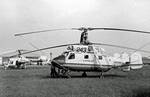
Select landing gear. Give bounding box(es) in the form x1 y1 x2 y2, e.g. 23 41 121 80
21 64 26 69
4 65 7 70
50 64 71 78
61 69 71 78
82 72 87 77
99 72 104 78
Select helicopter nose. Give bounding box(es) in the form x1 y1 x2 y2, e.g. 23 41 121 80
52 55 65 64
51 55 65 69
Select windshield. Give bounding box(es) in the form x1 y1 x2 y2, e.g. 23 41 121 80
62 51 69 57
9 61 13 64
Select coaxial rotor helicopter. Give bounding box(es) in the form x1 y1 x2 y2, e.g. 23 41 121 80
14 27 150 78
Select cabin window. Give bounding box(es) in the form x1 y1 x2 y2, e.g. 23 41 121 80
88 46 93 52
68 53 75 59
99 56 103 60
84 55 89 59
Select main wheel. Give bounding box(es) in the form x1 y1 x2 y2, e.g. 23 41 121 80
82 72 87 77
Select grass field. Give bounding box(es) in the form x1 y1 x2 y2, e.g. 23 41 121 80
0 65 150 97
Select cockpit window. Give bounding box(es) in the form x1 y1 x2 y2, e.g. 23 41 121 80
84 55 89 59
68 53 75 59
9 61 13 64
62 52 69 57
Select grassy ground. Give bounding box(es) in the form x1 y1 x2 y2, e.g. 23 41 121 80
0 65 150 97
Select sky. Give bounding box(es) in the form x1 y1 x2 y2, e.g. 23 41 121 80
1 0 150 57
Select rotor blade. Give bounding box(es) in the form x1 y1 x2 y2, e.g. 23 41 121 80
28 42 45 54
14 28 73 36
9 43 80 57
92 43 150 53
71 27 87 31
88 27 150 34
15 27 150 36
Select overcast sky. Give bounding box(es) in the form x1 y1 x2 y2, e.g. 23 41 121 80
1 0 150 57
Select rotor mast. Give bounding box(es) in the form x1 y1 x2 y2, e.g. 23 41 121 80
80 28 88 45
79 27 91 45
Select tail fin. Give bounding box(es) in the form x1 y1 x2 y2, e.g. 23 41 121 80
121 52 143 72
130 52 143 69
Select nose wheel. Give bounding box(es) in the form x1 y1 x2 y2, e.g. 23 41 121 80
99 71 104 78
82 72 87 77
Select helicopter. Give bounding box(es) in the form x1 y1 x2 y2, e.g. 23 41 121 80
14 27 150 77
3 50 29 69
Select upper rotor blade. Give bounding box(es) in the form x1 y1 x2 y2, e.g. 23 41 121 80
15 28 73 36
92 43 150 53
10 43 80 57
15 27 150 36
88 28 150 34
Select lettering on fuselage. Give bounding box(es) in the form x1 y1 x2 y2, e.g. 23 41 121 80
67 45 94 53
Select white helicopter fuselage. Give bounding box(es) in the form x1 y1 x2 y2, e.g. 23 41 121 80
53 45 119 72
52 45 143 72
64 52 113 72
4 59 17 69
4 56 28 69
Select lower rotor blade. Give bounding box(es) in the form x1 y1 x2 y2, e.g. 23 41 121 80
10 43 80 57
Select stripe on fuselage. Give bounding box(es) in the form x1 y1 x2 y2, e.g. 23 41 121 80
60 62 112 72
